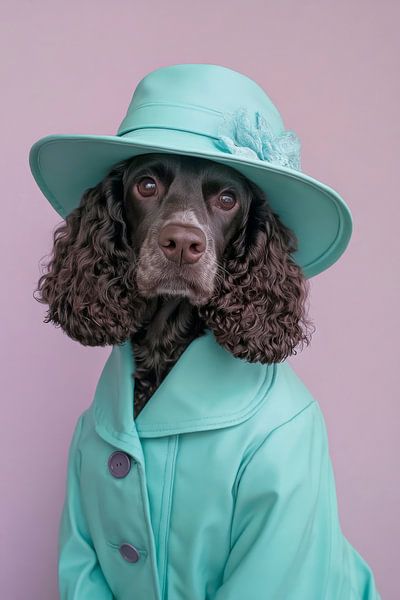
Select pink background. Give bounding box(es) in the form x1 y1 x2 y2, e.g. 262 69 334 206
1 1 398 598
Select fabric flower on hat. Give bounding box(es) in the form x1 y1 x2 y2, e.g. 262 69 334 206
216 106 301 171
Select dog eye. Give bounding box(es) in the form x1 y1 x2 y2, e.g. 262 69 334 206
217 191 237 210
136 176 157 197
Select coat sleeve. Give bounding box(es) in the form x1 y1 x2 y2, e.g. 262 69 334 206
58 411 115 600
214 401 381 600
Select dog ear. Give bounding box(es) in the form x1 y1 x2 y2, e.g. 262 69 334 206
33 160 147 346
199 185 315 363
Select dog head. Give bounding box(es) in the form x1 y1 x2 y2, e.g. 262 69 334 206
34 152 314 363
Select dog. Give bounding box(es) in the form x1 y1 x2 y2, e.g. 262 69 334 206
34 152 314 417
33 152 382 599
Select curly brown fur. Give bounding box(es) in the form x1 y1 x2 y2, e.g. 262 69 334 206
35 160 149 346
130 297 206 416
198 179 315 364
34 153 315 416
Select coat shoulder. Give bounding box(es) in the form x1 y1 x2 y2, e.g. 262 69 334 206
242 359 319 445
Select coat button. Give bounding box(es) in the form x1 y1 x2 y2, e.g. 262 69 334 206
108 451 132 478
119 543 140 563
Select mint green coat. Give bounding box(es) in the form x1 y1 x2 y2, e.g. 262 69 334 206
59 329 381 599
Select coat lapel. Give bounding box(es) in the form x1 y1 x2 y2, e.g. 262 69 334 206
92 328 275 448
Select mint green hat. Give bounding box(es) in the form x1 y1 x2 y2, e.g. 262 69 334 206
29 63 352 279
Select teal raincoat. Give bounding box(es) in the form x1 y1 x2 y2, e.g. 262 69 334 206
58 328 381 599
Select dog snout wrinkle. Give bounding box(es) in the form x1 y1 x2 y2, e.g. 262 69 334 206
158 224 206 265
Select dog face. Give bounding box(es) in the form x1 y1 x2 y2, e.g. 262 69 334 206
122 153 252 305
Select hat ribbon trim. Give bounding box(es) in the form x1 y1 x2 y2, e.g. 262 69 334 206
118 103 301 171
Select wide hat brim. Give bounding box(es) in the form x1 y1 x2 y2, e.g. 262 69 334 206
29 126 353 279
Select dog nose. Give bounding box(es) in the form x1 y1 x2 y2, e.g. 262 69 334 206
158 224 206 265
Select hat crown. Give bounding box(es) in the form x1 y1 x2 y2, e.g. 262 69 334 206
117 63 285 139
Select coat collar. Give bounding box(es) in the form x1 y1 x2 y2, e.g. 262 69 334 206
92 328 275 454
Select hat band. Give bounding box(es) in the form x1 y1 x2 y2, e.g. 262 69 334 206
117 102 223 140
117 102 302 171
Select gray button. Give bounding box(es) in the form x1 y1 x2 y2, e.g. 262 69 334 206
119 543 140 563
108 451 131 478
